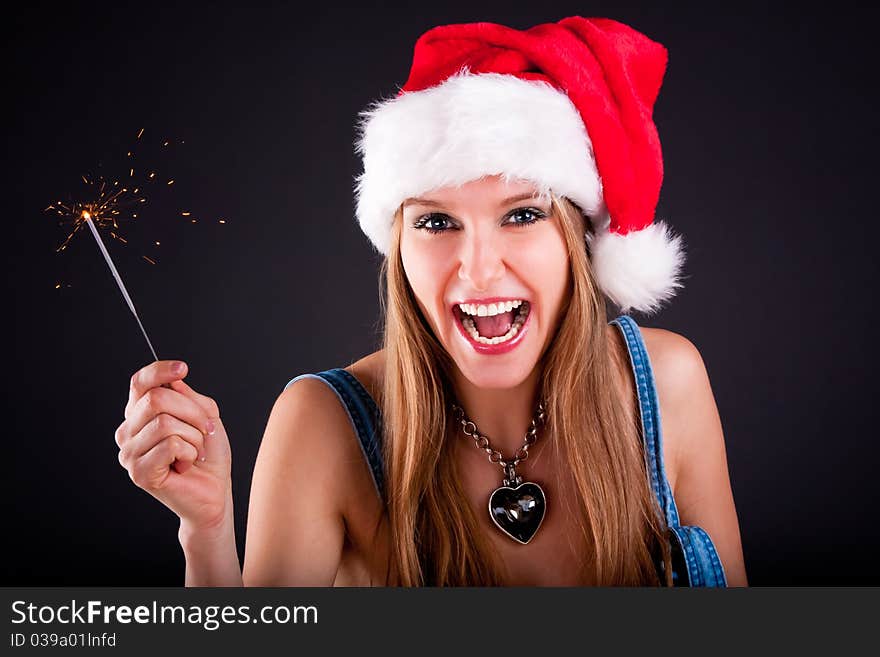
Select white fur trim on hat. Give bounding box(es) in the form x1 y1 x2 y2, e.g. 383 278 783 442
355 72 603 255
587 221 685 314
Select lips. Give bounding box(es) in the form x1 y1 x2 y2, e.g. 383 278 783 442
451 301 533 355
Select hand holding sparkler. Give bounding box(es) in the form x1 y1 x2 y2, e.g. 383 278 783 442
52 129 240 583
116 360 235 538
65 144 234 527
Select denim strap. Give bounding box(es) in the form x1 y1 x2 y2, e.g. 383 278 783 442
610 315 681 528
284 369 385 501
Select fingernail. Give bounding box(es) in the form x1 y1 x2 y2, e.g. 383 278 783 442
206 420 215 435
172 361 185 374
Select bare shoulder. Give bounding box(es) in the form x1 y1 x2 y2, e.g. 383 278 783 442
638 326 748 586
640 327 707 395
243 363 382 586
638 327 711 482
268 364 384 503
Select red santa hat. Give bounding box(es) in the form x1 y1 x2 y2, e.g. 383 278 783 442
354 17 685 314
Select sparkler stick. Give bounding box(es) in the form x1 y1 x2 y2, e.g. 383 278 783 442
82 211 160 362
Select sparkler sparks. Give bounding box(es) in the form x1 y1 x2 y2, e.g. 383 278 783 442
46 127 229 285
45 128 172 261
45 176 144 255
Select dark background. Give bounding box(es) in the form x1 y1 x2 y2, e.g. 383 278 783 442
4 1 878 586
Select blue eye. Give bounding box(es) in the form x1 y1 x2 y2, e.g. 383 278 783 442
506 207 547 227
413 213 456 234
412 207 548 235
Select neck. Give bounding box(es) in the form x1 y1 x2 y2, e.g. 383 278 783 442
448 364 544 456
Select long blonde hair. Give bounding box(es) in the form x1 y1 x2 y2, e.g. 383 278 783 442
377 195 672 585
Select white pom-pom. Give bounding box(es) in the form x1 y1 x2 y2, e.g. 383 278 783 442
588 221 685 315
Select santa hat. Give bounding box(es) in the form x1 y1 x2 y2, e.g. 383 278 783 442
354 17 685 314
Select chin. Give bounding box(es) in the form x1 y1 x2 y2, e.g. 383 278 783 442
449 348 539 390
459 369 535 391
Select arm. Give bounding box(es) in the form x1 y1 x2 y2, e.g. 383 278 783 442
178 489 243 587
645 329 749 587
241 378 349 586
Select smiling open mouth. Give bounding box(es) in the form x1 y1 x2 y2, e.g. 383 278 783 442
454 300 531 345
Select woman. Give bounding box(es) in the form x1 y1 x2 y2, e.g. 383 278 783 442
115 17 747 586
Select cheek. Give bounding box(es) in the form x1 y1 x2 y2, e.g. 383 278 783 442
400 235 455 316
517 232 571 300
400 237 431 297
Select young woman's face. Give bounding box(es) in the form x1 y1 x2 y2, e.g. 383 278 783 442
400 176 573 389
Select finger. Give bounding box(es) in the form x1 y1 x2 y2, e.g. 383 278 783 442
127 360 187 417
126 385 211 441
114 421 128 449
169 379 220 419
123 412 206 463
167 383 228 466
172 456 195 475
126 360 188 419
130 436 198 491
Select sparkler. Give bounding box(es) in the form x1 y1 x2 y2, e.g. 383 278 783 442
47 127 228 363
44 128 176 361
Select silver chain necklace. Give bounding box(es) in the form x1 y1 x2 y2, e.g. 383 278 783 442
451 401 548 544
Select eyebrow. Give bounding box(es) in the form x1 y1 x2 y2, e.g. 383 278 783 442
404 192 548 209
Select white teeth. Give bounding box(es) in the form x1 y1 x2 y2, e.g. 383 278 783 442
458 299 524 317
460 303 529 345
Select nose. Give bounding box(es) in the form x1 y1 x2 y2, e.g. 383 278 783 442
457 229 506 292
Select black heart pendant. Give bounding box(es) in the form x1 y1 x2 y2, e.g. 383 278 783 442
488 482 546 544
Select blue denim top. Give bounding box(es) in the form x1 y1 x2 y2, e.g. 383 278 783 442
285 315 727 587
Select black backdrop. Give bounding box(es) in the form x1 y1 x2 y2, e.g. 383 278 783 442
4 1 878 586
